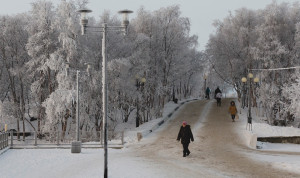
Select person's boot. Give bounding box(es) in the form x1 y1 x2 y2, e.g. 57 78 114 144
183 154 186 157
187 151 190 156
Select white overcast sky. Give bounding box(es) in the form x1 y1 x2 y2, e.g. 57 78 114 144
0 0 299 50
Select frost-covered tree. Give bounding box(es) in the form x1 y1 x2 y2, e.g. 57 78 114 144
0 14 31 139
207 1 300 126
283 71 300 127
0 2 204 140
253 2 297 124
130 6 201 119
25 0 57 134
207 8 259 100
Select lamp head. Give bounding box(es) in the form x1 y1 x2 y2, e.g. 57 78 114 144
241 77 247 83
140 77 146 83
78 9 92 20
254 77 259 83
248 73 253 79
78 8 92 35
118 10 133 26
118 9 133 35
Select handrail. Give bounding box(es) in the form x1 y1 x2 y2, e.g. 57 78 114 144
8 131 124 147
0 132 9 150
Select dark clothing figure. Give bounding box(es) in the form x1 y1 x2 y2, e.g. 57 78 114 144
215 87 222 107
231 114 236 121
205 87 211 99
182 143 190 157
214 87 222 98
177 123 194 157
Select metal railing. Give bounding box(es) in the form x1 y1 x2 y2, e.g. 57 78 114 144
0 132 9 150
9 130 124 148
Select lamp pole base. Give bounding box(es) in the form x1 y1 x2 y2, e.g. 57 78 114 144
71 141 82 153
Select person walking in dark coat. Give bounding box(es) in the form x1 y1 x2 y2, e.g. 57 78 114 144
205 87 211 99
177 121 194 157
215 87 222 107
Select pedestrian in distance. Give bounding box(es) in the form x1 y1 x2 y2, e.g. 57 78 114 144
228 101 238 122
177 121 194 157
214 86 222 98
216 92 222 106
205 87 211 99
215 87 222 107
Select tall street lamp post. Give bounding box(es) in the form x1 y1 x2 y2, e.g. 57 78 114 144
243 73 259 131
241 77 247 109
78 8 133 178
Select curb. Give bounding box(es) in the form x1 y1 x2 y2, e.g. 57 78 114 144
138 98 199 139
241 130 257 149
0 147 10 156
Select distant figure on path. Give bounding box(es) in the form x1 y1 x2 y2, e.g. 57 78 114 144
215 87 222 106
177 121 194 157
205 87 211 99
228 101 238 122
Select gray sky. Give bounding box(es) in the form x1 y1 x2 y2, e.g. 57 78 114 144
0 0 299 50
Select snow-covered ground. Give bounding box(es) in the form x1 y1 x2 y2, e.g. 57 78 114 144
236 101 300 138
1 98 300 178
0 148 167 178
122 98 197 144
234 100 300 175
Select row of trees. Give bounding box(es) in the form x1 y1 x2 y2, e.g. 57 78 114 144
0 0 204 140
206 1 300 126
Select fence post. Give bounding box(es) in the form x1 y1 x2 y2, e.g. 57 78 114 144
121 131 124 145
6 132 8 148
57 130 60 146
34 131 37 146
100 131 103 145
10 130 13 147
0 133 3 149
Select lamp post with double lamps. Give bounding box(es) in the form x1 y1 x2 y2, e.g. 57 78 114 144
241 77 247 109
77 8 133 178
243 73 259 131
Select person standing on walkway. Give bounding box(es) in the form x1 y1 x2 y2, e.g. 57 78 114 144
177 121 194 157
205 87 211 99
228 101 238 122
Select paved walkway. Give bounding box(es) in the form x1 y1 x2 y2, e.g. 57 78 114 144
131 98 300 177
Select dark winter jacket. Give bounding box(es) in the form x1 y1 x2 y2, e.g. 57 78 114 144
214 88 221 98
205 87 210 95
177 125 194 144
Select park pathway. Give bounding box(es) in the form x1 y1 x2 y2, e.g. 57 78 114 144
131 98 300 178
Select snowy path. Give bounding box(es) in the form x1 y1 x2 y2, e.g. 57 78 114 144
129 99 300 177
1 99 300 178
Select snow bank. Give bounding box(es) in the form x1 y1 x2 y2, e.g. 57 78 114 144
240 130 257 149
123 99 198 143
235 100 300 150
252 123 300 137
257 141 300 152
